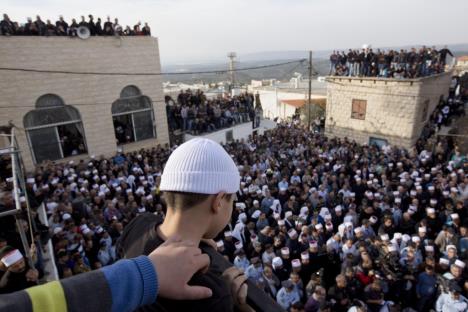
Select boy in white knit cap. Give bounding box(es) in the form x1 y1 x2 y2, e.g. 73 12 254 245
118 138 251 312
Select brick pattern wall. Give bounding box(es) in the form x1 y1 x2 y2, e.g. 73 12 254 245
0 37 169 170
324 73 452 148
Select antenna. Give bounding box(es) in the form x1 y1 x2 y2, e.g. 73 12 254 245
227 52 237 86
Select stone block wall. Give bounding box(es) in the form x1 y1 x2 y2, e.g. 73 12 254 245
324 73 451 148
0 36 169 171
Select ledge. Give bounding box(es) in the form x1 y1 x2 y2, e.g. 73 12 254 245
325 70 453 84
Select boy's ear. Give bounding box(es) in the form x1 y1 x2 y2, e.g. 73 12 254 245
211 192 226 214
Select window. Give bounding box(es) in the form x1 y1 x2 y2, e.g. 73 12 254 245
112 86 156 144
369 137 388 149
351 99 367 120
24 94 87 164
421 100 429 122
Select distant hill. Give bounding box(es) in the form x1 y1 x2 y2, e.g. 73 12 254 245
162 59 329 84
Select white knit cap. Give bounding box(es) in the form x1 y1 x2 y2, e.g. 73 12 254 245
160 138 240 194
272 257 283 268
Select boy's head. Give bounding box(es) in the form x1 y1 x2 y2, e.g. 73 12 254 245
160 138 240 239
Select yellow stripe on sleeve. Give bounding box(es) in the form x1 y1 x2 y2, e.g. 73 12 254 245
25 281 68 312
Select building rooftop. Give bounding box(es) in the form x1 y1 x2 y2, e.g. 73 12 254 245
326 70 453 84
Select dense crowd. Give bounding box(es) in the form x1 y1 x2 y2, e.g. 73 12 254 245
0 96 467 312
0 13 151 37
329 46 453 79
165 90 257 135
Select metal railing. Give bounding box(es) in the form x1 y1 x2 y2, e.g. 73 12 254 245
0 129 35 268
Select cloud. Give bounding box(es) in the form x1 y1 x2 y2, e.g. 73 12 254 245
3 0 468 65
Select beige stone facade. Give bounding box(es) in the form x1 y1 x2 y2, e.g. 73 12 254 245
454 56 468 76
0 36 169 171
324 72 452 148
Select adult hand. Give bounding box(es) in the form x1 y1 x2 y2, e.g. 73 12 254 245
148 235 212 300
222 266 254 312
25 268 39 282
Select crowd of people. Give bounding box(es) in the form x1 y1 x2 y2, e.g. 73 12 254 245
0 94 467 311
329 46 454 79
165 90 258 135
0 13 151 37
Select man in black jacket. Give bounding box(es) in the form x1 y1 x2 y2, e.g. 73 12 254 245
88 14 96 35
142 22 151 36
439 45 453 66
95 17 103 35
55 15 68 36
0 14 15 36
68 18 78 36
103 16 114 35
347 49 355 76
34 15 46 36
78 15 88 28
358 49 366 76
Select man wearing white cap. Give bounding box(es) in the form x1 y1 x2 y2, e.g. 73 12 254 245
280 247 291 273
442 262 464 284
272 256 290 282
117 138 251 311
286 229 301 259
0 248 38 293
424 207 443 240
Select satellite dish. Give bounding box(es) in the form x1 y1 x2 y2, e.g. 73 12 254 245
77 26 90 39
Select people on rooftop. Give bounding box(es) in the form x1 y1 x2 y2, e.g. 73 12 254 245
329 46 454 79
165 90 256 135
0 14 151 37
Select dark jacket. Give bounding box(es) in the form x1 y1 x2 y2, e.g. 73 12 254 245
117 213 234 312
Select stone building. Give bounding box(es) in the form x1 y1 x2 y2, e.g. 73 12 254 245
455 56 468 76
0 36 169 171
324 72 452 148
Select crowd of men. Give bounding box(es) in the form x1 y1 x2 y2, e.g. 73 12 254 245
0 13 151 37
329 46 454 79
0 94 467 311
165 90 257 135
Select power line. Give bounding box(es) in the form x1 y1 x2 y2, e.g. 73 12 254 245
0 59 306 76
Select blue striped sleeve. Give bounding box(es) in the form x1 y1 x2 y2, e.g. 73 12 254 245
101 256 158 312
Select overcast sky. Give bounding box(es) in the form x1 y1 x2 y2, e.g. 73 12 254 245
3 0 468 65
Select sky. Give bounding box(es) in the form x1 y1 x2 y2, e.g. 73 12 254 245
2 0 468 65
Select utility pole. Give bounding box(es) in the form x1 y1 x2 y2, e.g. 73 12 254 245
307 50 312 130
227 52 237 90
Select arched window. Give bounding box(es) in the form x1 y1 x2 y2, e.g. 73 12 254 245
112 86 156 144
24 94 87 164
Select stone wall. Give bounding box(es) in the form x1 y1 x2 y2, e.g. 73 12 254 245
324 72 452 148
0 36 169 170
